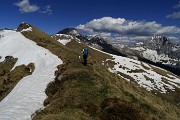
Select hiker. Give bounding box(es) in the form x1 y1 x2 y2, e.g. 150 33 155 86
82 48 89 66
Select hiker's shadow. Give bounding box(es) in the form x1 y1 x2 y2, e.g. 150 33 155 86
79 62 87 66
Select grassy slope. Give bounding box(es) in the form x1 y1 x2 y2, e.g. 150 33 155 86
149 65 180 108
62 35 180 109
17 23 180 120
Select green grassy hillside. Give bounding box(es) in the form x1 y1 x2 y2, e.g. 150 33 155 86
5 23 180 120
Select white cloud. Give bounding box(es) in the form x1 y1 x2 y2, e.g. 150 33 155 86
131 36 148 41
76 17 180 36
166 12 180 19
113 36 147 44
98 32 111 37
174 1 180 8
76 17 180 45
40 5 52 15
168 36 180 44
76 24 94 33
14 0 39 13
167 1 180 19
168 36 179 41
14 0 52 15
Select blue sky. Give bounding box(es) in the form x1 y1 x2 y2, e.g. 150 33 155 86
0 0 180 44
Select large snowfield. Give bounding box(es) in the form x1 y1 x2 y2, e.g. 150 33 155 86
0 30 63 120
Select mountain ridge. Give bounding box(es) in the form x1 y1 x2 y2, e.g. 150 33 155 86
0 23 179 120
56 28 180 76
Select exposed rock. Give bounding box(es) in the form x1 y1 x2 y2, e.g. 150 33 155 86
57 28 80 36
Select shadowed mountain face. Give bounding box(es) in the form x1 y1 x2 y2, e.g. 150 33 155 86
57 28 127 57
57 28 80 36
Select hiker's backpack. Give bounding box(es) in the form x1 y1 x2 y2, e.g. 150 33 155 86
83 48 89 56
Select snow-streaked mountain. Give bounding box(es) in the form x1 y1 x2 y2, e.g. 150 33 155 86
54 28 180 76
131 35 180 67
0 30 62 119
89 46 180 94
54 28 126 57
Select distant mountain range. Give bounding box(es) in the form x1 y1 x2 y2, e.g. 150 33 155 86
56 28 180 76
134 35 180 63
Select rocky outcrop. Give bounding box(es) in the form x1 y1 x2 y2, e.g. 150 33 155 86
143 35 180 60
57 28 80 36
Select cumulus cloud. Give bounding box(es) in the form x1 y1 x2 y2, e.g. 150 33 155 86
76 17 180 45
76 17 180 36
169 37 180 44
166 12 180 19
97 32 111 38
112 36 147 45
40 5 52 15
167 1 180 19
14 0 52 15
174 1 180 8
14 0 39 13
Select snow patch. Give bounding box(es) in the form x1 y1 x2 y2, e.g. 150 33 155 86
135 42 143 45
21 27 33 32
55 34 73 39
57 39 71 45
172 47 178 51
90 45 180 93
107 54 180 93
142 49 170 63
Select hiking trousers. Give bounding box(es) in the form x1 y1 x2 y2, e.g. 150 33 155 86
83 55 88 66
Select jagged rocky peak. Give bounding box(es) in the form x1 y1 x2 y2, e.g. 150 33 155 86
89 35 108 44
17 22 33 32
57 28 80 36
153 35 170 44
143 35 171 50
144 35 170 46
